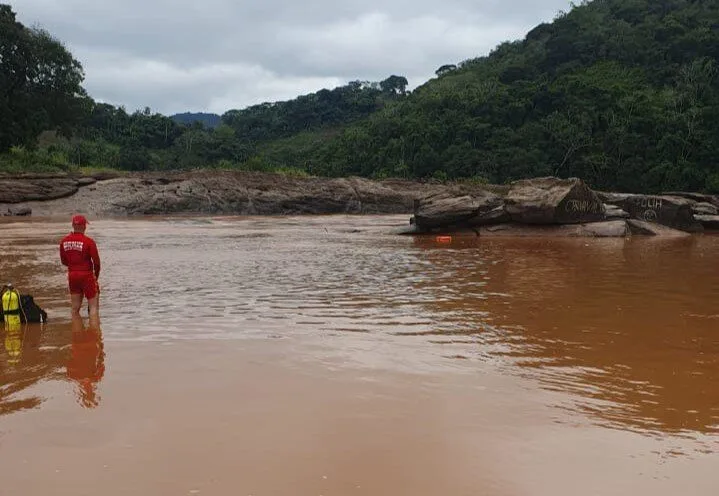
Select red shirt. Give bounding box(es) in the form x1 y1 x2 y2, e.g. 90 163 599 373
60 232 101 277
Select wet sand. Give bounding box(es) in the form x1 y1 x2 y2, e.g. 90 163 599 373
1 215 718 495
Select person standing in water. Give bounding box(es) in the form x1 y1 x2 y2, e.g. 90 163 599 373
59 215 101 322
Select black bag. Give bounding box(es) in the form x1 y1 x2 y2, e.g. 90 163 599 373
19 295 48 323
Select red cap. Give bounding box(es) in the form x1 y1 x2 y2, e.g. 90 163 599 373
72 214 88 226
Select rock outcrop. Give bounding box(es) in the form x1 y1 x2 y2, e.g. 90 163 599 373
695 215 719 230
3 206 32 216
3 171 484 217
412 191 506 231
411 177 608 231
409 177 714 238
692 202 718 216
111 174 435 215
3 170 718 238
599 193 703 232
0 175 80 203
504 177 606 224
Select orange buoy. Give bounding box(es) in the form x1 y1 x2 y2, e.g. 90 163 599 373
436 236 452 243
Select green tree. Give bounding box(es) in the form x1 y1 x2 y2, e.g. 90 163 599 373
380 75 409 95
0 4 88 152
435 64 457 77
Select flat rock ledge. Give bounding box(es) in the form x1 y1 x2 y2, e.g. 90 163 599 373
0 170 493 218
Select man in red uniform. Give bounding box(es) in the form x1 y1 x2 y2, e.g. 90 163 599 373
59 215 101 320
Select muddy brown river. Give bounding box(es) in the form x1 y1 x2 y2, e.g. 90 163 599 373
1 215 718 495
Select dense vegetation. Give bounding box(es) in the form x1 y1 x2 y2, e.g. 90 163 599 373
1 0 718 193
0 4 88 154
306 0 719 193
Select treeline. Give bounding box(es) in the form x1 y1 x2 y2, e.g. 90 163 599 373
0 3 407 173
1 77 407 173
2 1 719 194
295 0 719 193
0 4 88 154
66 76 406 171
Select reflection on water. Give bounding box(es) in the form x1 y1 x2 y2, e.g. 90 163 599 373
4 321 24 366
2 321 56 414
67 316 105 408
2 322 44 414
1 318 105 413
411 234 719 438
0 216 717 444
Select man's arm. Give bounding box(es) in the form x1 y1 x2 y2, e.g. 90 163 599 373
89 239 101 278
59 242 68 267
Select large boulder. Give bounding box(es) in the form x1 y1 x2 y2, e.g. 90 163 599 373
0 177 79 203
504 177 605 224
412 191 505 231
694 215 719 230
603 194 703 232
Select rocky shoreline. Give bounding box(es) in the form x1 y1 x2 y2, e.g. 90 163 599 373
0 170 497 218
0 171 377 216
1 171 717 237
405 177 719 237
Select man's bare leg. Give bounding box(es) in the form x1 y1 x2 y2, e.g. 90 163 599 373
71 312 84 333
71 293 83 318
87 296 100 329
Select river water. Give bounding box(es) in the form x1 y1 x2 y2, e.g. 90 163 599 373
1 215 718 495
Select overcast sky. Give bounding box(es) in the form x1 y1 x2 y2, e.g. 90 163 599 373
12 0 572 115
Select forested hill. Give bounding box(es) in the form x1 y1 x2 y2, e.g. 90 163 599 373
0 3 409 173
302 0 719 193
170 112 222 128
222 76 407 143
71 76 407 170
1 0 718 194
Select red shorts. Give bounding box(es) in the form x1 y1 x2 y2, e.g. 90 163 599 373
68 272 99 299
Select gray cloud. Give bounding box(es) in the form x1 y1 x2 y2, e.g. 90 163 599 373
13 0 572 115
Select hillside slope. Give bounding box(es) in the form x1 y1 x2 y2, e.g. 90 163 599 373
3 0 718 195
294 0 719 193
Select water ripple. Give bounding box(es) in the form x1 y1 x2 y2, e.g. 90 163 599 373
2 215 719 444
